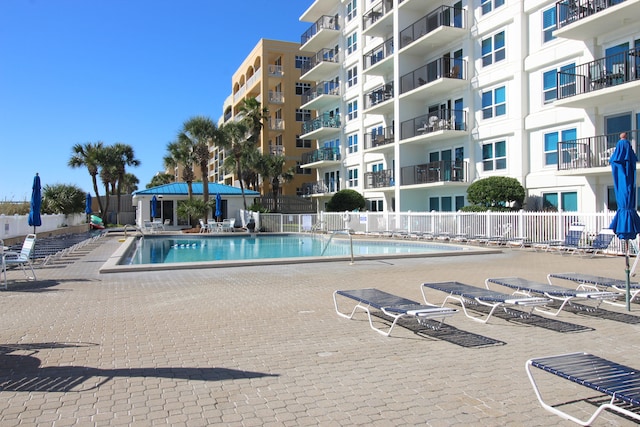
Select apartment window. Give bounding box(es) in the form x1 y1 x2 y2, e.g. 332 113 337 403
347 66 358 87
429 197 440 211
542 7 556 43
274 135 283 146
482 140 506 171
543 64 575 103
295 55 310 69
347 100 358 121
481 31 505 67
481 0 505 15
348 168 358 187
296 109 311 122
296 135 312 148
296 161 312 175
544 128 577 166
543 191 577 211
346 0 357 21
369 200 383 211
347 32 358 55
296 82 311 95
455 195 465 211
482 86 506 119
347 134 358 153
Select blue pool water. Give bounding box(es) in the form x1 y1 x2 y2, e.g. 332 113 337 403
121 234 464 265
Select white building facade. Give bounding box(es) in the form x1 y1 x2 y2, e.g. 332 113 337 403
297 0 640 213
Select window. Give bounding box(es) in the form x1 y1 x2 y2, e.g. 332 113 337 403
295 55 310 69
542 7 556 43
481 31 505 67
544 128 577 166
347 134 358 154
542 69 557 104
347 66 358 87
455 195 465 211
482 140 506 171
348 168 358 187
543 191 577 211
296 161 312 175
346 0 357 21
429 197 440 211
296 109 311 122
543 63 575 103
369 200 383 212
296 135 312 148
347 32 357 55
347 100 358 121
441 197 452 212
296 82 311 95
482 86 506 119
481 0 505 15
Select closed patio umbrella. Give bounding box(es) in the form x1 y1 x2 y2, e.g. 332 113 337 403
28 173 42 234
151 196 158 219
609 133 640 310
215 193 222 221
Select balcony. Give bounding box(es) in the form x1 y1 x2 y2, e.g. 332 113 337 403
300 48 341 81
269 118 285 131
268 91 284 104
300 147 341 167
364 126 395 150
400 161 468 185
555 47 640 108
555 0 639 40
363 0 394 37
268 65 283 77
363 37 394 76
400 57 467 99
400 109 467 141
364 82 394 114
269 145 285 156
300 113 341 139
301 179 339 197
364 169 395 189
301 81 341 110
557 130 639 171
399 6 466 56
301 15 340 52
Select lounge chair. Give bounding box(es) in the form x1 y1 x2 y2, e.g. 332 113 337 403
568 228 615 257
485 277 620 316
548 272 639 307
532 223 585 252
4 233 37 284
221 219 235 232
333 288 457 336
421 281 551 323
526 352 640 425
0 240 6 290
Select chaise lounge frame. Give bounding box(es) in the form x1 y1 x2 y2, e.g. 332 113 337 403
333 288 457 336
421 281 551 324
548 272 639 307
485 277 620 316
526 352 640 425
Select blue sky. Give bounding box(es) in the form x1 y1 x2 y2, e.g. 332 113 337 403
0 0 310 201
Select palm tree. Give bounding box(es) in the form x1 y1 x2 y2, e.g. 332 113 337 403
68 142 106 218
218 121 252 210
121 173 139 194
163 140 195 199
112 143 140 224
240 97 269 145
98 145 120 225
255 154 295 212
147 173 174 188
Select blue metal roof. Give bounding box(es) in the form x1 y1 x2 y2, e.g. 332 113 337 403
133 182 259 196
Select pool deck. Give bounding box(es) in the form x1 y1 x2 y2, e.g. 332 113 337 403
2 234 640 426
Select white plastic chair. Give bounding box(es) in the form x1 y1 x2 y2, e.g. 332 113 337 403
4 234 37 281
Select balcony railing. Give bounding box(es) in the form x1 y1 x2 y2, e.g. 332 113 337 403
301 48 340 75
400 160 468 185
399 6 465 49
301 147 341 165
556 47 640 99
400 57 465 93
268 65 283 76
363 37 394 70
268 91 284 104
556 0 626 28
364 169 394 189
301 81 340 105
364 82 394 109
269 118 284 131
400 109 466 140
301 15 340 45
301 113 341 135
557 130 639 171
269 145 285 156
363 0 394 30
301 180 339 196
364 126 395 149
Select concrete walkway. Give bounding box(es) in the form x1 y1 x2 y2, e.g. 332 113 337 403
1 235 639 426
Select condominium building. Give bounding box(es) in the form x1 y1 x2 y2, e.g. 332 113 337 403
215 39 316 197
297 0 640 213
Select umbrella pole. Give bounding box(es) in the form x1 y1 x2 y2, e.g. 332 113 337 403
626 240 632 311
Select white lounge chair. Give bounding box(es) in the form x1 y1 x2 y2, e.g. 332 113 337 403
4 233 37 284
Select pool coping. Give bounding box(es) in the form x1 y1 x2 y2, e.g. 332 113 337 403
99 233 502 273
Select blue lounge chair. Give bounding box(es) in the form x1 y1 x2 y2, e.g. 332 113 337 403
532 223 584 252
333 288 457 336
421 281 551 323
568 228 615 257
485 277 620 316
548 272 639 306
526 352 640 425
4 233 37 285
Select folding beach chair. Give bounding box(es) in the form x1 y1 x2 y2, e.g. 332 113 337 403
333 288 457 336
485 277 620 316
567 228 614 257
421 281 551 323
548 272 638 307
532 223 585 252
4 233 37 283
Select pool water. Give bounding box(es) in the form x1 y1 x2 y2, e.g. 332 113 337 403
121 234 463 265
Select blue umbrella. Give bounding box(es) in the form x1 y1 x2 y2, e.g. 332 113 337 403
28 173 42 233
609 133 640 310
151 195 158 219
85 193 92 215
215 193 222 221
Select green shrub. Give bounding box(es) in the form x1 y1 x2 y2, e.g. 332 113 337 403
465 176 525 211
326 189 366 212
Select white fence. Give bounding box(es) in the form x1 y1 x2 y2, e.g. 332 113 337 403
0 213 86 240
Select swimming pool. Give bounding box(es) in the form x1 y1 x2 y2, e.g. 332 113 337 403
100 233 497 272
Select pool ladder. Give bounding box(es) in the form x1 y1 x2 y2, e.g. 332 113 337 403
320 228 354 265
